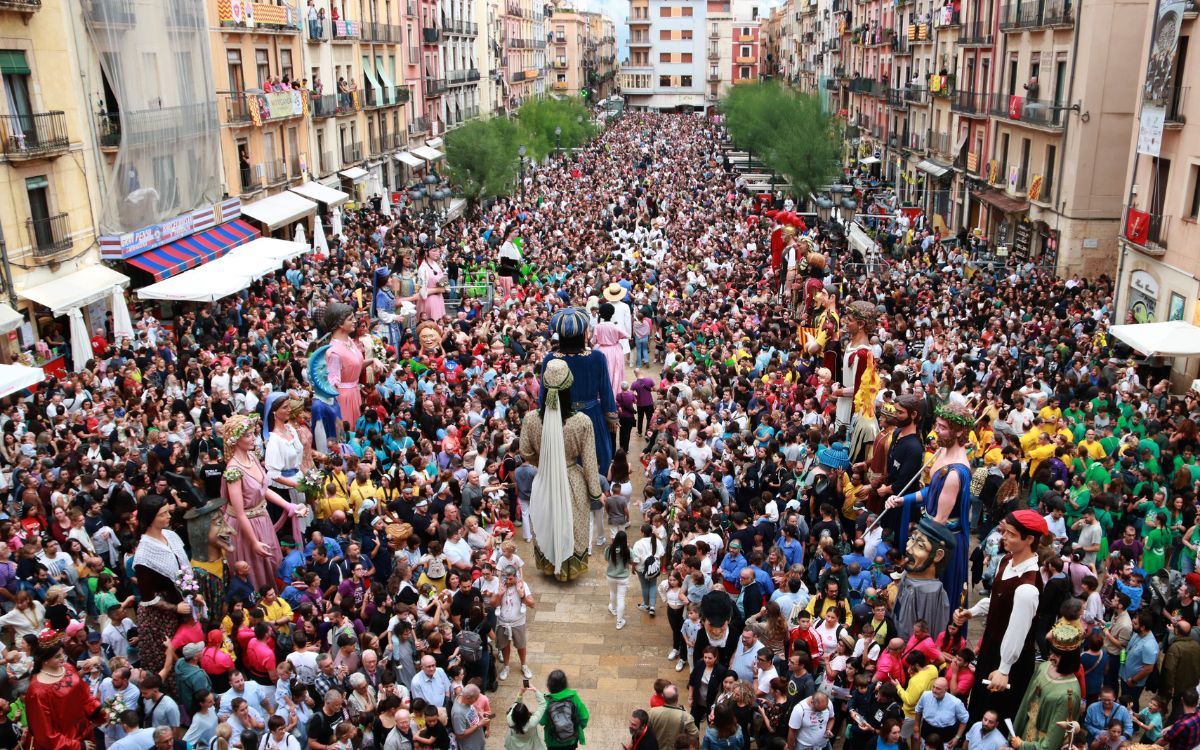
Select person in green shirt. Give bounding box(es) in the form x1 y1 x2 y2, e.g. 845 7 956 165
1141 512 1172 575
541 670 590 748
1064 475 1091 526
1181 522 1200 574
1064 403 1087 427
1089 394 1111 416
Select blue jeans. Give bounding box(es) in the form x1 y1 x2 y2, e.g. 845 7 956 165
309 19 320 38
638 574 657 609
634 336 650 366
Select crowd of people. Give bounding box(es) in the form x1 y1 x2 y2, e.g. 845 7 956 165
3 110 1200 750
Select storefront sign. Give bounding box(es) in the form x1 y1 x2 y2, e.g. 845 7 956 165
1013 220 1033 258
1131 270 1159 298
114 213 195 256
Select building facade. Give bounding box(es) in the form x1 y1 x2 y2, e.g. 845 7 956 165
777 0 1145 273
1116 0 1200 372
549 9 618 99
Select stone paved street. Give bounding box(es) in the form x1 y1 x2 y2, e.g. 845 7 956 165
487 372 670 748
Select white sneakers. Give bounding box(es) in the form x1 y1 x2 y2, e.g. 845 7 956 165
499 665 510 680
522 664 533 680
616 619 626 629
608 605 617 616
667 649 679 660
675 659 686 672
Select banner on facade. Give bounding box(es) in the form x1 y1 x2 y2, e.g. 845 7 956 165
1126 208 1151 245
1137 0 1185 155
1028 174 1043 202
247 90 309 126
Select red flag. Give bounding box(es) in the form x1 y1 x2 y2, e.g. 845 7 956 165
1125 208 1150 245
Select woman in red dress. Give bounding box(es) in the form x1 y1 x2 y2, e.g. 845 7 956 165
23 628 105 750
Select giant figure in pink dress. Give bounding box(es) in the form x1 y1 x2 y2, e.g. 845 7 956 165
322 303 366 430
417 246 448 321
221 414 304 589
592 302 628 400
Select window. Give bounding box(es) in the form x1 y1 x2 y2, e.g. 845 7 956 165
681 29 692 39
740 45 751 57
659 6 671 16
660 53 672 63
280 49 293 80
1189 164 1200 220
740 65 750 78
1019 137 1030 190
681 53 692 63
557 74 566 83
1044 144 1057 199
742 26 751 35
25 175 52 251
660 29 672 39
256 48 270 87
680 74 692 87
227 49 244 91
659 74 672 87
682 6 692 15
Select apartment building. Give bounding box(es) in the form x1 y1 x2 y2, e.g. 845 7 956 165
786 0 1144 272
549 9 618 99
625 0 762 111
1117 0 1200 346
441 0 483 129
505 0 547 108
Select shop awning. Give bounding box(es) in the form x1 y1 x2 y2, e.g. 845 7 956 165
339 167 369 183
412 145 444 161
19 264 130 315
914 159 951 178
0 304 22 335
0 363 42 398
848 222 878 255
858 156 881 165
241 192 318 232
426 137 444 149
395 151 424 168
226 237 309 263
362 56 384 94
289 181 350 208
137 253 283 303
376 58 396 104
1110 321 1200 357
972 188 1029 215
126 219 261 281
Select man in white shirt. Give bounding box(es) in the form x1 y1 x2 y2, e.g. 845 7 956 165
963 711 1008 750
787 692 833 750
443 523 474 571
729 627 763 682
219 670 273 722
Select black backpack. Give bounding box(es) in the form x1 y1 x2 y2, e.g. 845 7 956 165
457 623 484 664
546 696 578 744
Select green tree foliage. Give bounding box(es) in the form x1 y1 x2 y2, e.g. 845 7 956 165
720 82 843 198
444 117 523 201
516 98 597 160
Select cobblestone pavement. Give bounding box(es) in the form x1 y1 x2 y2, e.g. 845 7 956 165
487 371 671 748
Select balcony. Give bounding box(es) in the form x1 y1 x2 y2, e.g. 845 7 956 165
551 81 568 91
364 86 399 108
905 130 926 151
219 1 301 32
708 72 721 81
929 130 951 157
423 77 446 96
422 26 440 43
26 213 72 259
708 46 720 59
957 20 994 45
1167 86 1189 126
318 151 337 176
908 22 933 43
465 104 479 120
408 116 428 135
990 92 1064 128
934 8 960 26
406 0 415 14
224 92 308 125
332 20 362 40
735 54 757 64
447 69 478 86
1001 0 1073 29
261 159 288 186
89 0 134 27
737 31 755 42
552 60 568 69
341 141 363 164
512 70 527 82
630 35 651 46
0 112 69 159
709 28 720 38
951 90 989 117
96 111 121 149
892 35 911 54
1005 163 1028 194
1043 0 1075 25
239 164 262 192
0 0 40 14
311 93 360 118
864 29 893 47
363 21 398 42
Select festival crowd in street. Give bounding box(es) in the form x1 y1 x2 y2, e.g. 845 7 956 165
5 111 1200 750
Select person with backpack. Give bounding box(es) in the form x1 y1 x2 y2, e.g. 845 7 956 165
632 523 663 616
606 530 634 630
541 670 589 750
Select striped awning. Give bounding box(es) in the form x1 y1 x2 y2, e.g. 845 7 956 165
127 219 260 281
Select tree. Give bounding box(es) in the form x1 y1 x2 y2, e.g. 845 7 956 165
516 98 597 160
444 117 523 203
721 82 843 199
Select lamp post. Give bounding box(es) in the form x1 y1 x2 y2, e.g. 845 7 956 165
518 144 526 198
840 197 858 226
555 125 562 157
815 197 834 225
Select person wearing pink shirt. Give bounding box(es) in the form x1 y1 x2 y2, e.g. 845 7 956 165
902 620 945 666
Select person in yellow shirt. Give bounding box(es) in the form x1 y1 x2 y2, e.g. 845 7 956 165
348 472 380 521
315 482 351 521
897 654 940 721
1038 398 1063 423
1078 429 1107 460
259 584 294 627
1025 431 1057 478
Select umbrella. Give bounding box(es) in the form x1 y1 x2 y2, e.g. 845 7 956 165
331 207 343 238
294 223 307 247
110 287 134 344
313 214 329 255
67 308 93 373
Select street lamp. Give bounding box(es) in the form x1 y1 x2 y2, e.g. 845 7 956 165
815 197 834 224
518 144 527 198
555 125 562 157
840 197 858 225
